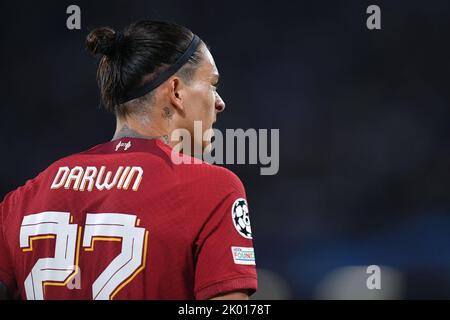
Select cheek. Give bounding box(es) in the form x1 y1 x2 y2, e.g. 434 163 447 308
195 88 215 118
184 85 215 124
206 90 217 114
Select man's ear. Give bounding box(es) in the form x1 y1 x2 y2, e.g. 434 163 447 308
168 76 186 113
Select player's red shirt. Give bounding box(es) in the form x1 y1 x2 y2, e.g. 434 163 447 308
0 138 257 300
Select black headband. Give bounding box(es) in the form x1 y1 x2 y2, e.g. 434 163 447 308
120 34 201 104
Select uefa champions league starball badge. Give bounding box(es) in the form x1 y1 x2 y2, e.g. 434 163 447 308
231 198 252 239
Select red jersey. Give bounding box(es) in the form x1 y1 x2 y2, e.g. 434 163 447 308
0 138 257 300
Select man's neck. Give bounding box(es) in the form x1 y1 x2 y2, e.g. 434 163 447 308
112 124 169 144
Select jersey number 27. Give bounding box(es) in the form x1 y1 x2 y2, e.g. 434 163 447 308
20 211 148 300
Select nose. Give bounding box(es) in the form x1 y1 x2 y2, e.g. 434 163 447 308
215 92 226 113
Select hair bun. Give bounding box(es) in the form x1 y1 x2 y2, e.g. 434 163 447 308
86 27 121 56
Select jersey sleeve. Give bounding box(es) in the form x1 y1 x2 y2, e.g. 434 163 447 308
193 169 257 300
0 199 16 298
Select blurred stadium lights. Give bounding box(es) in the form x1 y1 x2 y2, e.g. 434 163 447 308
251 268 293 300
315 265 404 300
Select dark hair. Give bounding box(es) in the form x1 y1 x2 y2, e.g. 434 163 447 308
86 21 204 116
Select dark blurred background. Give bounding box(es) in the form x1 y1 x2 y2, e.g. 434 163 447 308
1 0 450 299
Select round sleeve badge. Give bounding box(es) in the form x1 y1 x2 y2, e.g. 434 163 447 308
231 198 253 239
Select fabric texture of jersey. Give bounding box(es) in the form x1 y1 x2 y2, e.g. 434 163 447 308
0 138 257 300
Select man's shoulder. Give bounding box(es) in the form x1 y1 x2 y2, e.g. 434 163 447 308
0 142 109 204
200 164 244 192
152 140 245 192
0 169 46 217
172 161 246 203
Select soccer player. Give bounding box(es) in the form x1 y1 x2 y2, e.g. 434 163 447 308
0 21 257 300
